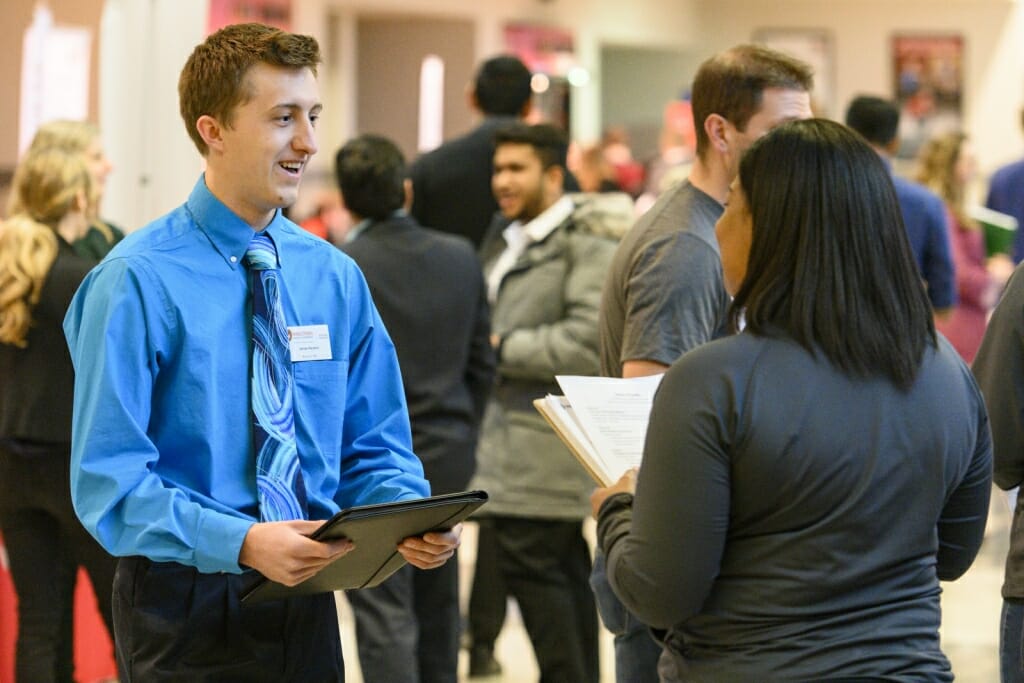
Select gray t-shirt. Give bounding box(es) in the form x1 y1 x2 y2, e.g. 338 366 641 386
598 180 728 377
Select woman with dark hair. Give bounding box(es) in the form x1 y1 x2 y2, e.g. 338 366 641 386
592 119 992 681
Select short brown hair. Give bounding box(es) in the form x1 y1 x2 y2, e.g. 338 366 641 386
692 44 813 161
178 23 321 155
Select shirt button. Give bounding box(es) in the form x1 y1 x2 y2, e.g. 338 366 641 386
230 256 238 263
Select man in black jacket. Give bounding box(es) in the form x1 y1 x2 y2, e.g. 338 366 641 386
409 55 533 249
337 134 495 683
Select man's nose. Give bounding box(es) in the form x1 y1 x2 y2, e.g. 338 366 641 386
293 119 318 156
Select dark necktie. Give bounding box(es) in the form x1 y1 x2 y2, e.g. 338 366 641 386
245 232 307 521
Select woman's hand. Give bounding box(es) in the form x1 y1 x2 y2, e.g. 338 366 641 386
590 468 638 519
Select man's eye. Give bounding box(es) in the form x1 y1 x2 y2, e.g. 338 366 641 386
310 114 320 127
277 115 293 124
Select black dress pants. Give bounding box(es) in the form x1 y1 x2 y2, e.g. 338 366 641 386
346 554 460 683
476 515 599 683
467 517 509 651
112 556 344 682
0 441 118 683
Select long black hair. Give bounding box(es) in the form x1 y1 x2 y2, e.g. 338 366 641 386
730 118 936 390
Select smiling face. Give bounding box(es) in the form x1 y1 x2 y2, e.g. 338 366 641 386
492 142 562 223
715 179 753 296
201 62 321 228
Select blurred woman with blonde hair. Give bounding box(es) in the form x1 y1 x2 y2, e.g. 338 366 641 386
0 146 118 682
917 131 1012 362
8 119 124 260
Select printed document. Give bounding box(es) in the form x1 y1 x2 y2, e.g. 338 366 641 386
534 374 662 486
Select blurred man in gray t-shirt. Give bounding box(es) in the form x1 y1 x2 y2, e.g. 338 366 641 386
599 180 727 378
594 44 814 683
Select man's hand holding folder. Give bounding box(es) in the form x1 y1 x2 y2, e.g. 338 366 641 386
239 520 462 586
239 490 486 603
240 519 356 586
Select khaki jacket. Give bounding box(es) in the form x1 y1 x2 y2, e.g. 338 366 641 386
471 193 632 518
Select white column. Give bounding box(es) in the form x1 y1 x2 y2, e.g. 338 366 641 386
100 0 206 231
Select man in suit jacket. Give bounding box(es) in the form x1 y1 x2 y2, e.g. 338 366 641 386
409 55 534 249
337 134 495 683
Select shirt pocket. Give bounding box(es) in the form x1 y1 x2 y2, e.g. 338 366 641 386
292 360 349 481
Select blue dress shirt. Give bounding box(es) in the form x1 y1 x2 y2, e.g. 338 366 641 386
891 173 957 310
64 177 428 573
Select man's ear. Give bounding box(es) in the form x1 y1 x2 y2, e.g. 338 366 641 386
519 98 533 120
73 189 89 213
403 178 414 212
196 115 226 154
544 163 564 192
704 114 730 154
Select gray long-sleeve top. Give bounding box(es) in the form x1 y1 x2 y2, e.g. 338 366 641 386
598 331 992 681
973 263 1024 599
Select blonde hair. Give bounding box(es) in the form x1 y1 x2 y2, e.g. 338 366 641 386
7 119 116 243
0 147 93 347
916 131 973 229
27 119 100 156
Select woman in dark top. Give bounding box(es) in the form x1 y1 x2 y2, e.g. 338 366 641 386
592 119 992 682
0 147 118 682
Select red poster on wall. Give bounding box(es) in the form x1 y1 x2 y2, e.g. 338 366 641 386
891 34 964 159
208 0 292 34
503 23 574 76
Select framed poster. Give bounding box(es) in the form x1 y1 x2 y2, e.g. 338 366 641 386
753 28 834 117
891 34 964 159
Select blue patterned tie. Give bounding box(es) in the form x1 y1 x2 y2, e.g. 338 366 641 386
245 232 307 521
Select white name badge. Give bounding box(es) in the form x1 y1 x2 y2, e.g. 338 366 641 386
287 324 332 362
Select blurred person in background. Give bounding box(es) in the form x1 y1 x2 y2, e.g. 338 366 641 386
917 131 1013 362
337 133 494 683
469 122 630 683
410 55 534 249
596 45 813 682
984 107 1024 263
573 144 622 194
845 95 957 318
11 120 124 260
601 126 645 198
0 146 118 683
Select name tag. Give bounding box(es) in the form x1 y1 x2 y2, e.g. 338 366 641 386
288 324 332 362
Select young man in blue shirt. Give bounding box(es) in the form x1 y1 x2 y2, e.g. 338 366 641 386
63 23 459 682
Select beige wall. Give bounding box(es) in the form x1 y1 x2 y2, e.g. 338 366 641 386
690 0 1024 178
48 0 1024 229
355 15 475 161
0 0 105 173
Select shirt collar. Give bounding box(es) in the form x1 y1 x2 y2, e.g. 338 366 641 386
518 195 574 244
346 209 407 243
185 175 290 269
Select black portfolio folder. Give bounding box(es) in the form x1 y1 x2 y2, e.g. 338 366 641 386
241 490 488 603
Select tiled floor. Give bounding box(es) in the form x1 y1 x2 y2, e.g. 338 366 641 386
339 489 1013 682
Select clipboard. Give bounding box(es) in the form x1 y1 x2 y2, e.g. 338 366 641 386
240 490 488 603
